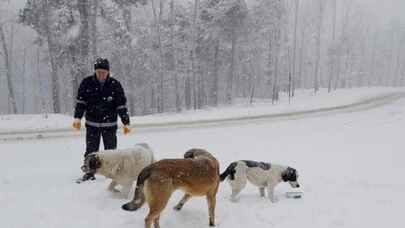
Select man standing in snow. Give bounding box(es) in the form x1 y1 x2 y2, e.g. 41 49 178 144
72 57 131 182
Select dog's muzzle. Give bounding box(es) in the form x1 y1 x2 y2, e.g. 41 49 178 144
290 181 300 188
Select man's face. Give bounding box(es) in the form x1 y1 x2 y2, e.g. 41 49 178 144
95 69 109 82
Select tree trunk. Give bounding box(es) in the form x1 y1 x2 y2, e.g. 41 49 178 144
210 39 219 106
368 31 378 86
36 46 47 116
199 64 207 108
342 48 350 88
185 77 192 109
267 32 273 98
69 45 79 109
249 72 255 104
73 0 91 114
21 46 27 113
122 6 136 114
291 0 299 97
328 0 336 93
335 2 350 90
314 0 323 94
227 28 237 104
288 48 292 103
393 39 402 86
0 24 17 114
170 0 181 112
272 30 280 104
191 0 200 109
77 0 90 76
151 86 156 112
90 0 98 59
151 0 165 113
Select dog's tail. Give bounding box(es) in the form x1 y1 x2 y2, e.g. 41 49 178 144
220 162 238 182
122 165 153 211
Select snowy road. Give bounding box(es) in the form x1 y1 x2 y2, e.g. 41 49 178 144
1 90 404 141
2 96 405 228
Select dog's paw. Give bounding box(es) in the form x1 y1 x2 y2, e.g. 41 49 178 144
122 203 139 211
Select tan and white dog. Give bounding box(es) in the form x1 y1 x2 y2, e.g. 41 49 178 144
122 148 220 228
220 160 300 202
81 143 155 198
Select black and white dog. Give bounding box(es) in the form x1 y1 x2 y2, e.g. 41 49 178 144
220 160 300 202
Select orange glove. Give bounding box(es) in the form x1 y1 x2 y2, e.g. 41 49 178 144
123 125 131 135
72 119 81 130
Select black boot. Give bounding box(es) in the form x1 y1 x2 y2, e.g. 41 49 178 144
82 173 96 181
76 173 96 184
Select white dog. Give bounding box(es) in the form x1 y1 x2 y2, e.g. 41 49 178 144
220 160 300 202
81 143 155 198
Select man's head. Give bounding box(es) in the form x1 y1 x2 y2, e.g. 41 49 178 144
94 57 110 82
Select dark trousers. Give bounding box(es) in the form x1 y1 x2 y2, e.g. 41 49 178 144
84 126 117 157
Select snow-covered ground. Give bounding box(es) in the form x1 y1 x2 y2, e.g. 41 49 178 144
1 88 405 228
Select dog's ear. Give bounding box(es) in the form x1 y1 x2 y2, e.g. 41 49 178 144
184 150 195 159
281 167 292 182
281 169 289 182
184 148 210 159
88 154 101 170
282 167 298 182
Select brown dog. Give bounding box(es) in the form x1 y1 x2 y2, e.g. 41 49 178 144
122 148 220 228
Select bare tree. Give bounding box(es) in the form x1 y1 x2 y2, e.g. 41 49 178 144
0 24 17 114
291 0 299 97
76 0 91 83
169 0 181 112
151 0 165 112
90 0 98 59
272 28 280 103
313 0 324 94
190 0 200 109
21 46 27 113
42 0 61 113
328 0 337 93
223 0 247 104
211 39 220 106
271 0 285 103
36 46 47 117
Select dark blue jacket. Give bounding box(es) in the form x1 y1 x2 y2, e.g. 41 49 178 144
74 74 130 128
